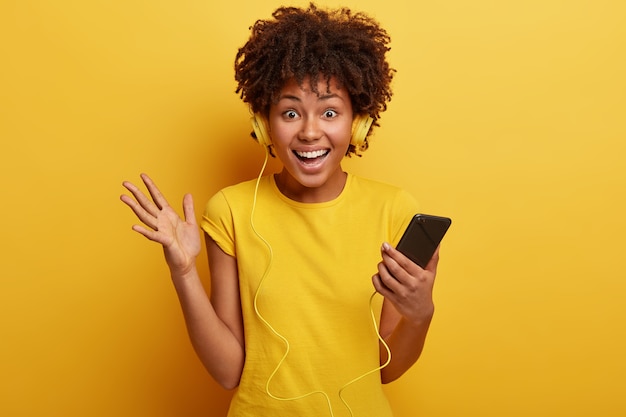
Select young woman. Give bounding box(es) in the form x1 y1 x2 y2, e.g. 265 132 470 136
121 4 439 416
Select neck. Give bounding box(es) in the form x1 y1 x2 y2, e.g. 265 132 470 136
274 170 348 203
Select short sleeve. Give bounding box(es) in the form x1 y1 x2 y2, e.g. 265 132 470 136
389 188 421 246
201 191 236 257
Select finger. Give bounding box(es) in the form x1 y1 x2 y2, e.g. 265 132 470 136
372 273 393 297
377 261 403 293
182 193 197 226
131 224 168 245
122 180 161 218
425 246 441 274
373 269 407 310
120 193 158 230
380 243 415 285
382 242 422 274
140 173 170 211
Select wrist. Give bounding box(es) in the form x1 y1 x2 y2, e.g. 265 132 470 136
169 262 199 284
405 306 434 330
164 250 198 278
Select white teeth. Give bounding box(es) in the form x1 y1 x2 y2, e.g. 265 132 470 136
296 150 328 159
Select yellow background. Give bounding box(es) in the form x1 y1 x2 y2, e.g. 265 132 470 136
1 0 625 416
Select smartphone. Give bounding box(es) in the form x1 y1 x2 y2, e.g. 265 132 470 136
396 214 452 268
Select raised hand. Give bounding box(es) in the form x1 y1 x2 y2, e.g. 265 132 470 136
120 174 201 276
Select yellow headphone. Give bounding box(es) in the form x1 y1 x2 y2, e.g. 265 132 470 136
250 113 374 152
250 114 272 149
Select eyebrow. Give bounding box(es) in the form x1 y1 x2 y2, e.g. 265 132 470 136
278 93 344 102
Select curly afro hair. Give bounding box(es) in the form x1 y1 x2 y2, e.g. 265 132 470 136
234 3 395 155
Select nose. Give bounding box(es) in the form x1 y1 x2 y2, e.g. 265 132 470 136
298 116 322 142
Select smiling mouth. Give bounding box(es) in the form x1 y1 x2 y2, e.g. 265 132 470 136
294 149 330 162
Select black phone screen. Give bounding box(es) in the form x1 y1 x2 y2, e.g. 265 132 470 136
396 214 452 268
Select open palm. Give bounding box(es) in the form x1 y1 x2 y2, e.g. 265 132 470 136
121 174 201 275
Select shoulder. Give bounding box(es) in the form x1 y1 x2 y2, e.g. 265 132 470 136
349 174 418 207
215 177 263 198
206 176 271 207
201 177 272 254
202 177 264 221
345 174 420 244
351 174 402 191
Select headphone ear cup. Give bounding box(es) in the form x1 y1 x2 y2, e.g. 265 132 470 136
351 115 374 151
251 114 271 149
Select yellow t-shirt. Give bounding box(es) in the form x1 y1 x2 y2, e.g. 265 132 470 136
201 173 418 417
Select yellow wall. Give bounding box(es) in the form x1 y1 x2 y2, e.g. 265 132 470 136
1 0 625 416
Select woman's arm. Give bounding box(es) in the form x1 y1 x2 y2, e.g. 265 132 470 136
120 174 244 389
171 237 244 389
373 243 438 383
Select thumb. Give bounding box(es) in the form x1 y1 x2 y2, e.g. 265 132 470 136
425 246 440 273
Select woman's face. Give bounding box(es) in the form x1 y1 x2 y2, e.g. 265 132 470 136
267 76 354 203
